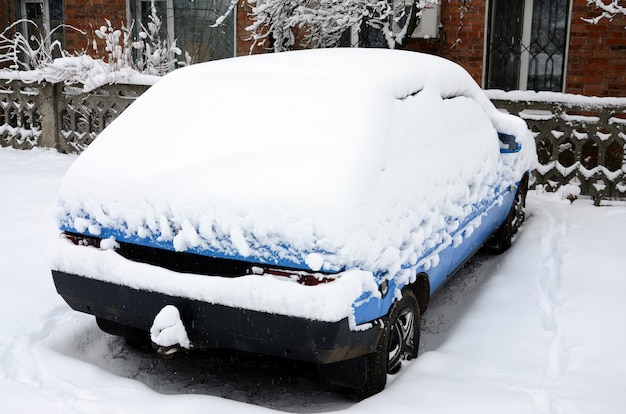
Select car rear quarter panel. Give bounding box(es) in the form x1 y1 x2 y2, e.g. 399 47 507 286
351 183 517 325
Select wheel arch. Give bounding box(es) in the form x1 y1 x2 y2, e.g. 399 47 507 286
407 272 430 314
520 172 530 199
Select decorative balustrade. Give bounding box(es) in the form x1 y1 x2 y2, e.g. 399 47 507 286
1 79 625 205
0 82 43 150
0 80 150 153
491 96 626 205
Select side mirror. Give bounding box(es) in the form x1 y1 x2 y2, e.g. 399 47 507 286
498 132 521 153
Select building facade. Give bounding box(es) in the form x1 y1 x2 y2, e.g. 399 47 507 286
2 0 625 97
409 0 626 97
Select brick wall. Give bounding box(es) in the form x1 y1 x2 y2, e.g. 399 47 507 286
63 0 127 56
403 0 626 97
406 0 487 87
236 1 265 56
1 0 12 30
568 2 626 96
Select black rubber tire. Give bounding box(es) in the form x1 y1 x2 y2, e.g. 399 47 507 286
354 289 420 400
486 178 528 254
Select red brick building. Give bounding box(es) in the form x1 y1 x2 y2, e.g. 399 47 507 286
3 0 625 97
409 0 626 97
1 1 11 30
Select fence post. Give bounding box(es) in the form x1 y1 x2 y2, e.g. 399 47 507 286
38 81 59 148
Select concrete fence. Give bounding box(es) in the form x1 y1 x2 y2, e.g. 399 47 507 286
1 79 625 204
491 97 626 205
0 80 150 153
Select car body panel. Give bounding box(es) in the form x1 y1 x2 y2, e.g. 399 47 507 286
350 181 517 325
52 270 382 365
48 49 536 374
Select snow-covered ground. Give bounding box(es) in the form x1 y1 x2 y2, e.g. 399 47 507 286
1 146 625 413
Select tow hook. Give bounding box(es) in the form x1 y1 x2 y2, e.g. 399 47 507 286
150 305 192 358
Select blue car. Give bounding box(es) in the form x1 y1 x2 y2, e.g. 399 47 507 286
49 48 535 399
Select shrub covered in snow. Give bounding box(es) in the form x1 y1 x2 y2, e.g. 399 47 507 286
0 0 187 91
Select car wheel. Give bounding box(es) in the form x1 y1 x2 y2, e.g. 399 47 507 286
486 177 528 254
355 289 420 399
509 182 526 235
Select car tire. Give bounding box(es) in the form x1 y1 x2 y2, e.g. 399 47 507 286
355 288 420 400
486 176 528 254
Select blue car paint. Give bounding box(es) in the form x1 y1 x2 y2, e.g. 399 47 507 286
498 132 522 154
59 180 519 327
350 182 517 325
59 142 523 328
58 221 319 272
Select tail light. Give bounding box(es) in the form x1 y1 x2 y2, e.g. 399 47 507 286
251 266 336 286
63 232 102 248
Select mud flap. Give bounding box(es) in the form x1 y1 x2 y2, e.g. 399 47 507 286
317 356 368 389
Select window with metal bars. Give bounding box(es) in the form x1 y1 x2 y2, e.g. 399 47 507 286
486 0 570 92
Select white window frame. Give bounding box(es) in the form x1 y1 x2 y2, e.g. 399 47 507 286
518 0 534 91
20 0 51 41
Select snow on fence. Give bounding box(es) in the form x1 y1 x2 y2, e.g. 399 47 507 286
0 79 149 153
1 79 625 204
491 94 626 205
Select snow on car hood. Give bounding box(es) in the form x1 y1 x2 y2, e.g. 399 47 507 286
54 48 536 277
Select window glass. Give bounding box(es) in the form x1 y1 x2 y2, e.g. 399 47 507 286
136 0 234 63
24 1 45 50
19 0 65 59
527 0 568 91
180 0 235 61
486 0 569 92
48 0 64 52
140 0 169 41
486 1 523 90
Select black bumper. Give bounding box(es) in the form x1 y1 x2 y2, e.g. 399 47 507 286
52 270 382 365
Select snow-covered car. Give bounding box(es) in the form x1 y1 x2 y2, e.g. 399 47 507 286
49 48 536 398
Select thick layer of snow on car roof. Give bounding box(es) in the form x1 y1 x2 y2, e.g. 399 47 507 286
52 49 536 319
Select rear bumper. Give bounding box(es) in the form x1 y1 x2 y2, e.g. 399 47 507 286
52 270 382 365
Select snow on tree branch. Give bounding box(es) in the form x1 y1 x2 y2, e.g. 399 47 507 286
0 20 73 71
215 0 438 52
583 0 626 24
132 0 191 75
1 0 188 91
94 19 133 72
449 0 473 49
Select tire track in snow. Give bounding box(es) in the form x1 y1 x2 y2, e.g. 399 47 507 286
534 207 569 412
0 305 68 383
